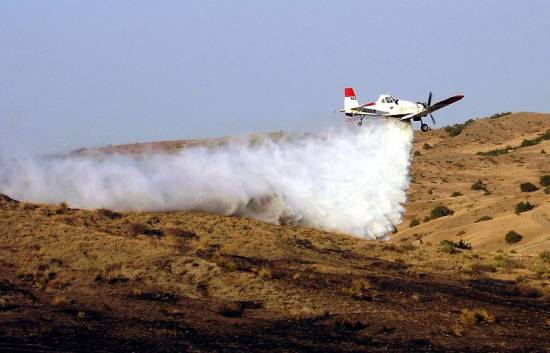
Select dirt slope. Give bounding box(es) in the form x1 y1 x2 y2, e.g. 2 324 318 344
394 112 550 255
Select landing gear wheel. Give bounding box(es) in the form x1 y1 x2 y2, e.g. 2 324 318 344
420 123 429 132
358 120 363 126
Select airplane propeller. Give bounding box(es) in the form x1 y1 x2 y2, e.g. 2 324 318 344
422 92 436 125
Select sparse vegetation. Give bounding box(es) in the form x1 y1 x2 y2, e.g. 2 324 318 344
164 227 197 239
126 223 163 237
474 215 492 223
257 267 272 279
476 145 513 156
413 150 421 157
439 239 472 254
505 231 523 244
515 201 534 214
96 208 123 219
540 175 550 187
422 143 431 150
409 218 420 228
427 205 454 221
341 279 372 300
477 130 550 156
459 307 495 325
488 112 511 119
540 251 550 263
470 179 489 194
451 191 463 197
444 119 474 137
520 137 541 147
520 182 539 192
518 130 550 148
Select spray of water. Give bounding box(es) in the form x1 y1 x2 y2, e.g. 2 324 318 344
0 120 413 239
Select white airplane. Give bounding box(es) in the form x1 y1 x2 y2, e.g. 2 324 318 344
336 88 464 132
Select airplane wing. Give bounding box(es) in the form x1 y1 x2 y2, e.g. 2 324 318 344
401 94 464 121
426 95 464 114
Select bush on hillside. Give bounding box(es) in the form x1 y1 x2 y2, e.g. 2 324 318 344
515 202 534 214
451 191 463 197
474 216 493 223
439 239 472 254
444 119 474 137
429 205 454 220
471 180 490 194
505 231 523 244
540 175 550 187
409 218 420 228
520 138 540 148
520 182 539 192
488 112 511 119
476 146 514 156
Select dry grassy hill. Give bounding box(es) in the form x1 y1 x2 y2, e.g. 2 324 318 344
1 112 549 352
394 112 550 255
0 195 549 352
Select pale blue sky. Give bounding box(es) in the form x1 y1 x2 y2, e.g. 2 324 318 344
1 1 549 153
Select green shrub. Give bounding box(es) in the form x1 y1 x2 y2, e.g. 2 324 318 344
515 202 534 214
476 146 513 156
505 231 523 244
520 182 539 192
451 191 463 197
540 251 550 263
540 175 550 187
439 239 472 254
439 240 458 254
520 138 540 148
444 119 474 137
429 205 454 220
541 129 550 140
474 216 493 223
409 218 420 228
413 150 421 157
488 112 511 119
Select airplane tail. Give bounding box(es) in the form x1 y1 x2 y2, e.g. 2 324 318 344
344 87 359 114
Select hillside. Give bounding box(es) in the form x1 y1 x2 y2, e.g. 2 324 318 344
394 112 550 255
1 112 549 352
0 195 549 352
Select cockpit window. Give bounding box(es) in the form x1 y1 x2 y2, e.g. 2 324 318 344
384 97 393 103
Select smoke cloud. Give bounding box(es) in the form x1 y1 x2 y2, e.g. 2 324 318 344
0 120 413 239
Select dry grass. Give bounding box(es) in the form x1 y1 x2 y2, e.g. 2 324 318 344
459 307 495 326
257 266 272 279
341 278 372 300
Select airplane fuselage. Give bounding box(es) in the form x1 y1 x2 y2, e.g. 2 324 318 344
346 95 424 120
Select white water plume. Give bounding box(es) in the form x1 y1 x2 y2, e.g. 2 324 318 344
0 120 413 239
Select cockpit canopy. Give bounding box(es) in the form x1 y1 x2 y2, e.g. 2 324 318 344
378 95 395 104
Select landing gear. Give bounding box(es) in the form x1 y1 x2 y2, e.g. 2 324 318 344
358 118 364 126
420 123 429 132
